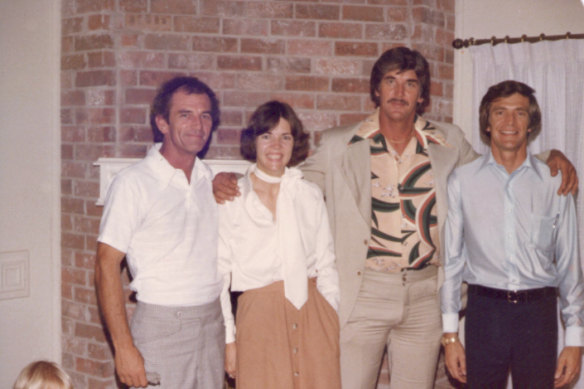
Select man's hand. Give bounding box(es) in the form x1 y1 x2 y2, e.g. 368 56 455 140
225 342 237 379
554 346 582 388
213 172 240 204
547 150 578 196
444 335 467 384
115 344 148 387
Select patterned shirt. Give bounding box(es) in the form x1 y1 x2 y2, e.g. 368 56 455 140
349 111 445 272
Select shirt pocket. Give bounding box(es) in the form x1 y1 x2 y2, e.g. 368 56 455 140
529 213 557 253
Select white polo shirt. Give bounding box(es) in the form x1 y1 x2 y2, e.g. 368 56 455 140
98 143 222 306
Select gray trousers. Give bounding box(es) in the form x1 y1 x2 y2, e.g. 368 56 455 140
130 299 225 389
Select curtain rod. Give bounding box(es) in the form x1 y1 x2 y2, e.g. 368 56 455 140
452 31 584 49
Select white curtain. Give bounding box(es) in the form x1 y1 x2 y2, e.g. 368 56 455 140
470 40 584 388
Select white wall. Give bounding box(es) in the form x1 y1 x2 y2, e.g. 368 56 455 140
453 0 584 141
0 0 61 387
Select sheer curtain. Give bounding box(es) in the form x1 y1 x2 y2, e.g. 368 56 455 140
469 39 584 388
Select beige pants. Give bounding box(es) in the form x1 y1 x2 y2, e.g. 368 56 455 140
236 279 341 389
340 267 442 389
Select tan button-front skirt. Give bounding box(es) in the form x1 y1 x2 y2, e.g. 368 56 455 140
235 278 341 389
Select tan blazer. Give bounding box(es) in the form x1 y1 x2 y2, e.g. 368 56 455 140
301 119 477 326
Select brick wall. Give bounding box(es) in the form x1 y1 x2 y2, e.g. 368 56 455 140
60 0 454 387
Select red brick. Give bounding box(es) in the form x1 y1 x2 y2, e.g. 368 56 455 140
200 0 245 17
192 37 238 52
125 88 156 105
76 357 114 378
243 2 293 18
430 81 444 97
242 38 285 54
75 35 114 51
285 76 329 92
121 33 139 46
287 40 332 56
216 129 240 144
75 70 115 87
223 91 275 108
119 126 153 142
88 51 115 68
236 73 284 91
62 282 74 301
74 143 115 161
118 144 149 158
413 7 446 27
267 57 311 74
75 0 114 13
295 4 340 20
204 146 242 159
88 343 112 361
220 110 244 127
120 52 165 69
335 42 378 57
88 127 115 142
63 17 83 35
217 56 262 71
318 22 362 39
317 94 362 111
315 58 361 76
222 19 269 36
269 93 315 110
271 20 316 37
88 14 110 30
62 197 85 214
174 16 220 33
62 142 75 158
342 5 384 22
63 232 85 250
151 0 197 14
168 53 214 70
62 90 86 107
75 107 116 125
62 36 74 53
438 0 455 12
61 108 74 124
121 108 147 124
144 34 189 51
74 286 98 305
62 179 73 196
120 70 138 87
297 111 337 132
62 160 88 179
340 112 369 126
87 89 115 106
387 6 409 22
63 267 87 287
365 23 408 41
125 14 171 31
436 28 455 47
74 180 100 199
139 71 185 87
411 24 435 43
75 252 96 270
120 0 147 12
331 78 369 93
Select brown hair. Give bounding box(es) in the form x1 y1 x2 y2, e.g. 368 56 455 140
240 101 309 166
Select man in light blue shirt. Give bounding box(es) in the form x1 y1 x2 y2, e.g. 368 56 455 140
441 80 584 388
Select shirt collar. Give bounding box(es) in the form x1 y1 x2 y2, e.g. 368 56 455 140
145 143 212 183
482 150 544 180
350 109 445 149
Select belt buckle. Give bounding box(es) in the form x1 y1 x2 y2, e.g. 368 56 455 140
507 290 519 304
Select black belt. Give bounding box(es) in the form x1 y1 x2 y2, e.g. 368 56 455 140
468 284 557 304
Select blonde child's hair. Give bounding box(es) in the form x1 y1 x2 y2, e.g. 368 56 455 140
13 361 73 389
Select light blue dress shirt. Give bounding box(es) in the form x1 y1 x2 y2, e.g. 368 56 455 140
441 152 584 346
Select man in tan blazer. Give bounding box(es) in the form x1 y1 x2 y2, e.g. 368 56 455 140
214 47 576 388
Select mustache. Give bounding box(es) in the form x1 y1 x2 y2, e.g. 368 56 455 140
387 98 408 105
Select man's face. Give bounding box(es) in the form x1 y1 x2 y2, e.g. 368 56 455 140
487 93 531 153
376 69 424 123
156 90 213 158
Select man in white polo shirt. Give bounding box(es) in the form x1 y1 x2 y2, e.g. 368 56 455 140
95 76 224 388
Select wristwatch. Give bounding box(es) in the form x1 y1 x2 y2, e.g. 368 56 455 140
440 334 459 347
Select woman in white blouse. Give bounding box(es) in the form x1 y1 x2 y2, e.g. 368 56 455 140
218 101 341 388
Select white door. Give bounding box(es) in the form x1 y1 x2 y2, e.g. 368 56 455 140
0 0 61 387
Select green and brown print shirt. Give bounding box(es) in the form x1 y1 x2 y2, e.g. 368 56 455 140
350 111 446 272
